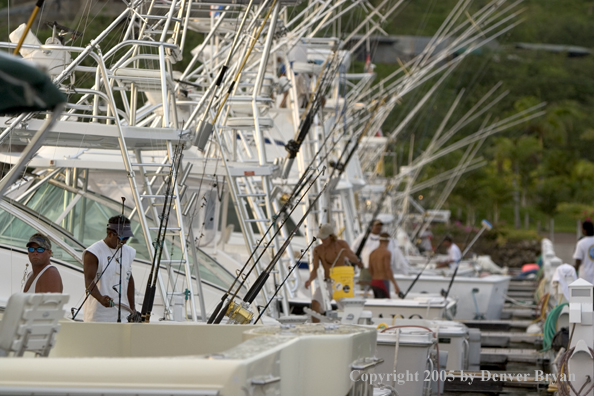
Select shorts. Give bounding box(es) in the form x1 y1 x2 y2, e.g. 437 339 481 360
371 279 390 299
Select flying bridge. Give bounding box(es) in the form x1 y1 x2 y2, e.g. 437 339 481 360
0 147 276 177
0 117 190 150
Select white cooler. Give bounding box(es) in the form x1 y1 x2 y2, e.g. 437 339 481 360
375 326 436 396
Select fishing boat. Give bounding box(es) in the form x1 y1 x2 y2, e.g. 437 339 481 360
0 0 547 394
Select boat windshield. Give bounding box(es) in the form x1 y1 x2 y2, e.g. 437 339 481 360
22 181 240 291
0 207 83 267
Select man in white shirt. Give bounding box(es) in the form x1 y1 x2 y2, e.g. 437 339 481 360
436 236 462 269
352 220 410 275
83 215 137 322
574 220 594 284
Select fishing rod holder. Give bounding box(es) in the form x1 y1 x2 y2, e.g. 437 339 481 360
194 120 214 151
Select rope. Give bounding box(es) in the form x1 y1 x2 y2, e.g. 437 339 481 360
541 302 568 352
557 346 594 396
534 277 547 302
532 292 551 323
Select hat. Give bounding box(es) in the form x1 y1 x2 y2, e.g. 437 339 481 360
379 232 390 241
317 224 335 240
107 217 134 238
372 219 383 226
27 233 52 250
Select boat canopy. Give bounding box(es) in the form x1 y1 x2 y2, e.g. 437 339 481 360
0 51 65 114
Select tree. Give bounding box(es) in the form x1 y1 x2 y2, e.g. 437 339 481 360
534 176 571 225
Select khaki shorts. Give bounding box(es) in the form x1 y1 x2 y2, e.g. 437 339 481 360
312 279 344 310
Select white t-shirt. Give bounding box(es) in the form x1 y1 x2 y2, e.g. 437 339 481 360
84 240 136 322
352 233 409 275
573 236 594 284
448 244 462 269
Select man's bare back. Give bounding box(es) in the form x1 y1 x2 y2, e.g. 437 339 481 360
369 246 391 280
369 234 401 296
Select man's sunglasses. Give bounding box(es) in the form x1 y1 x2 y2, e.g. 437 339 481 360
27 247 46 253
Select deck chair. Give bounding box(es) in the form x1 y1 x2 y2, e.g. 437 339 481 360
0 293 69 357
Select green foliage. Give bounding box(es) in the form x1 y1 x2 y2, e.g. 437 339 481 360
558 203 594 221
379 0 594 233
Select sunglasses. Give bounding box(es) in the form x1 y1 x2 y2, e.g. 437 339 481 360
27 247 46 253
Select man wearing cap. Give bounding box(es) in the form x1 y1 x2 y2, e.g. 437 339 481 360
305 224 362 319
23 233 63 293
83 215 137 322
352 220 409 276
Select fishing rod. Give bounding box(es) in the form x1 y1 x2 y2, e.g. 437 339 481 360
399 236 448 300
193 0 256 150
13 0 45 55
117 197 125 323
71 244 123 320
355 184 394 257
441 219 493 300
72 202 129 321
328 97 385 184
207 167 325 323
140 144 185 323
281 50 341 178
220 182 329 324
254 237 317 324
210 0 278 125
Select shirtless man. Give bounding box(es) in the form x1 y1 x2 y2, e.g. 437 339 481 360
23 233 63 293
305 224 362 319
368 233 400 298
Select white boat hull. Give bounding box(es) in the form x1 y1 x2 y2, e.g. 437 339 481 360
395 274 510 320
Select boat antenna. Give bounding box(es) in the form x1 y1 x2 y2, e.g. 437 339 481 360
208 167 324 323
254 237 316 324
441 219 493 300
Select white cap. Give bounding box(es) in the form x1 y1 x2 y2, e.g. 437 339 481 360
317 224 334 240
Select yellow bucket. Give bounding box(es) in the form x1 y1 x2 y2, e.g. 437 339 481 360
330 266 355 300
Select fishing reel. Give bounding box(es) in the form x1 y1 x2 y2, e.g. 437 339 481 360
226 300 254 324
128 311 143 323
273 26 288 40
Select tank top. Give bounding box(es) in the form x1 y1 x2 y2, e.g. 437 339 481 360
83 240 136 322
24 264 57 293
